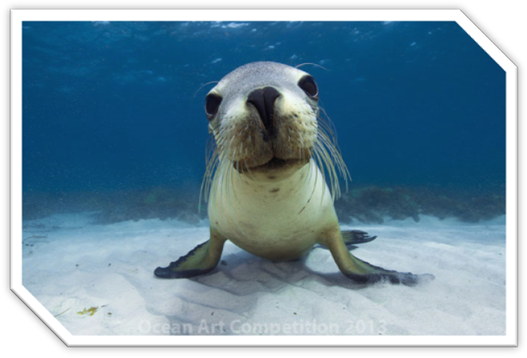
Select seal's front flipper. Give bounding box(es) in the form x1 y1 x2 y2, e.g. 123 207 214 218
321 227 434 286
154 228 227 279
341 230 377 245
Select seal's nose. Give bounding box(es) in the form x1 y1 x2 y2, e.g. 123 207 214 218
247 87 281 134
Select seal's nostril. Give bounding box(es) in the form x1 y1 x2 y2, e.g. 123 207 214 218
247 87 281 133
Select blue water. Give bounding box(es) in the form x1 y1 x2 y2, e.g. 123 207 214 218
22 21 505 220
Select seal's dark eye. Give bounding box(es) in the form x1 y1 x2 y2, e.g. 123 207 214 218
298 76 318 99
205 93 222 118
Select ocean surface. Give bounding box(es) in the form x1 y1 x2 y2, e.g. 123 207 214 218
20 21 507 337
22 21 505 223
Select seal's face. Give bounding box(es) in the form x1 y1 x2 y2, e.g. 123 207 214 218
205 62 319 173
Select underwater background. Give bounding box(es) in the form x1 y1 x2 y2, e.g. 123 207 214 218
22 21 506 224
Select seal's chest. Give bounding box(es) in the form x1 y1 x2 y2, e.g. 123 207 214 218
209 184 337 261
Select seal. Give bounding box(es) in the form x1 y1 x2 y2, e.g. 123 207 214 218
155 61 434 285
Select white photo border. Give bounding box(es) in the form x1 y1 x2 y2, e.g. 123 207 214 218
10 9 518 347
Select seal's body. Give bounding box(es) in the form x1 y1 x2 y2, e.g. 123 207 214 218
210 160 334 262
155 62 433 285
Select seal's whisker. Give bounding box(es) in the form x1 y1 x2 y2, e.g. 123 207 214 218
313 145 330 203
313 131 348 201
299 158 318 215
213 156 223 223
219 157 227 224
318 108 338 136
227 153 234 215
295 62 328 72
200 136 221 212
318 134 350 187
314 142 332 199
295 129 303 165
306 147 315 188
314 117 351 196
232 147 241 202
242 145 255 180
193 80 219 99
227 151 246 236
221 155 231 225
210 154 220 216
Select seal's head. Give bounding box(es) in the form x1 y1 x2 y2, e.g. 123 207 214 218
201 61 349 206
205 61 320 174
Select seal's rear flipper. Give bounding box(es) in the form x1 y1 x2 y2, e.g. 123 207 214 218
341 230 377 245
154 229 227 279
320 227 434 286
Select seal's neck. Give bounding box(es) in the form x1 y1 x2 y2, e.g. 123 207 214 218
239 160 309 184
207 158 334 235
229 159 323 200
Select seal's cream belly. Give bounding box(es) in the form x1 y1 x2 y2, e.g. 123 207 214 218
208 160 337 261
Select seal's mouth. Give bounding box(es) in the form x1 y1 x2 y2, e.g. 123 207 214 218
238 156 309 174
254 157 289 170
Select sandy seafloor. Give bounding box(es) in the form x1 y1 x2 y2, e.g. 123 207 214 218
22 213 506 336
